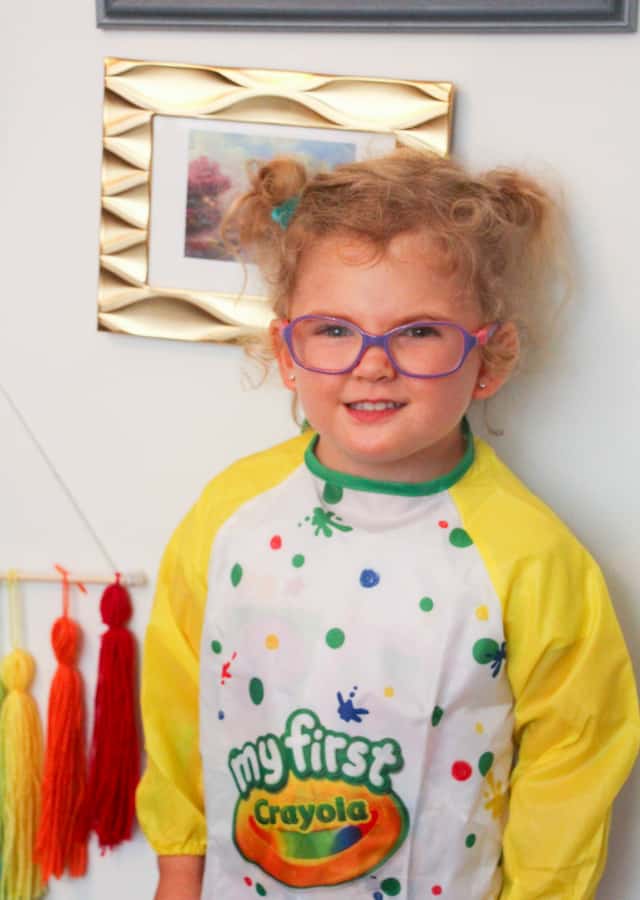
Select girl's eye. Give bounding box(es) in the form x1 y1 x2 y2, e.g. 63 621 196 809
400 324 442 339
314 324 352 338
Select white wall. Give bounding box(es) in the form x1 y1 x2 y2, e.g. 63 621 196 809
1 3 638 897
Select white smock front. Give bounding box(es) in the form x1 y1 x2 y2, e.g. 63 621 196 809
199 449 513 900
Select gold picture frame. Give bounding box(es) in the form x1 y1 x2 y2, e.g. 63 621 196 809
99 58 454 343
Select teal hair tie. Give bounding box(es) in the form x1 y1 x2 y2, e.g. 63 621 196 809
271 196 300 229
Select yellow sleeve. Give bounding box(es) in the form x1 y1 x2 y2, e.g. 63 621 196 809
135 497 211 855
135 432 312 856
451 439 640 899
500 540 640 899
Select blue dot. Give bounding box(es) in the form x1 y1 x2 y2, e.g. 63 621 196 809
373 893 383 900
360 568 380 588
218 710 225 720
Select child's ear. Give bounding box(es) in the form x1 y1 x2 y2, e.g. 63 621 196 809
270 319 297 393
472 321 520 400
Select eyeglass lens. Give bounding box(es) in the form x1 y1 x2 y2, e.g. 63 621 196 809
290 318 466 376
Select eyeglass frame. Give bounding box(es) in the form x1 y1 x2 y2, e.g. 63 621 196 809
278 314 501 379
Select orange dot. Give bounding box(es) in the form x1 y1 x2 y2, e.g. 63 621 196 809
265 634 279 650
384 686 395 698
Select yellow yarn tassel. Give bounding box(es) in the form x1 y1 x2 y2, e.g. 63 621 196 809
0 572 46 900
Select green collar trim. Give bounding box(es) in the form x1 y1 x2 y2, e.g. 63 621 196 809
304 419 474 497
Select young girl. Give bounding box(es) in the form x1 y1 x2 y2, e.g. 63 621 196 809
136 149 640 900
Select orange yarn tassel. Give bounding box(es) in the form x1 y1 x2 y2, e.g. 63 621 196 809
34 568 88 880
85 574 140 851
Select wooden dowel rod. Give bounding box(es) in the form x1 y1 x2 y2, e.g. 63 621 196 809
0 570 148 587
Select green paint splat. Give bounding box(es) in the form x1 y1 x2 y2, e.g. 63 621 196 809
231 563 243 586
307 507 352 537
465 833 477 848
479 751 494 776
419 597 434 612
381 877 401 896
211 640 222 654
431 705 444 726
325 627 345 649
256 884 267 897
322 482 343 504
292 554 305 568
450 527 473 548
249 677 264 705
473 638 500 665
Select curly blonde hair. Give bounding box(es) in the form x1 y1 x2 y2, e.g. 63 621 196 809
224 148 568 374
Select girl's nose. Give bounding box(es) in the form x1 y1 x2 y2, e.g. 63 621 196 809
352 345 396 380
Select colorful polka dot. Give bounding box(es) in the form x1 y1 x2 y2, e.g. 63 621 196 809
438 520 449 528
465 833 477 848
380 877 401 896
249 677 264 705
475 605 489 621
360 568 380 588
432 886 443 896
374 893 384 900
231 563 243 586
256 884 267 897
452 760 473 781
450 527 473 548
211 640 222 654
265 634 279 650
270 535 282 550
244 876 252 886
431 705 444 727
473 638 500 664
323 482 343 504
479 751 494 776
292 554 305 568
419 597 434 612
384 686 395 698
475 722 485 735
326 627 345 649
218 710 225 720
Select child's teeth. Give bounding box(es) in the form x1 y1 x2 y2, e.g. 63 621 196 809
350 402 401 411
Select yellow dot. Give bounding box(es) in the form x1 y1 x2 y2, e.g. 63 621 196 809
384 686 395 698
265 634 279 650
475 604 489 621
475 722 484 734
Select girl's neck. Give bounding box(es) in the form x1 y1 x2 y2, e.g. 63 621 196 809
313 420 469 486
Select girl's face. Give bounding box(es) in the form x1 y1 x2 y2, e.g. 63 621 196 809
274 231 514 483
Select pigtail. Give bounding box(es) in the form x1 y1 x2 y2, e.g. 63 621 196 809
222 157 308 271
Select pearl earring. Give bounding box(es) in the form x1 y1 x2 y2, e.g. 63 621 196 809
478 382 487 389
289 374 296 382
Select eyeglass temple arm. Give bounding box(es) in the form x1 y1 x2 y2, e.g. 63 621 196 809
474 322 501 345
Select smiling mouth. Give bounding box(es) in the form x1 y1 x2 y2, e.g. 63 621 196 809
346 401 405 411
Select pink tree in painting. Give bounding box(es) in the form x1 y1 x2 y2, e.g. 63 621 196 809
185 156 232 259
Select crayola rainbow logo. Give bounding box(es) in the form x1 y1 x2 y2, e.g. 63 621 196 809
229 708 409 887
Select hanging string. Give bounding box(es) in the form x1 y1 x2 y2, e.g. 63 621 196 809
0 381 117 571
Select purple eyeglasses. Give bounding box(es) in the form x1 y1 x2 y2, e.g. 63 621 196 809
279 315 500 379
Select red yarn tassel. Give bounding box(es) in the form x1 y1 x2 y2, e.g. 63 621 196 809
85 573 140 851
34 569 88 880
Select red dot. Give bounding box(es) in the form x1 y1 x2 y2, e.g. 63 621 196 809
438 520 449 528
244 876 253 886
270 535 282 549
432 887 443 896
451 760 473 781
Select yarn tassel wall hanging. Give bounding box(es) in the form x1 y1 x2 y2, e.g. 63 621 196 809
34 566 88 880
85 573 140 850
0 571 46 900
